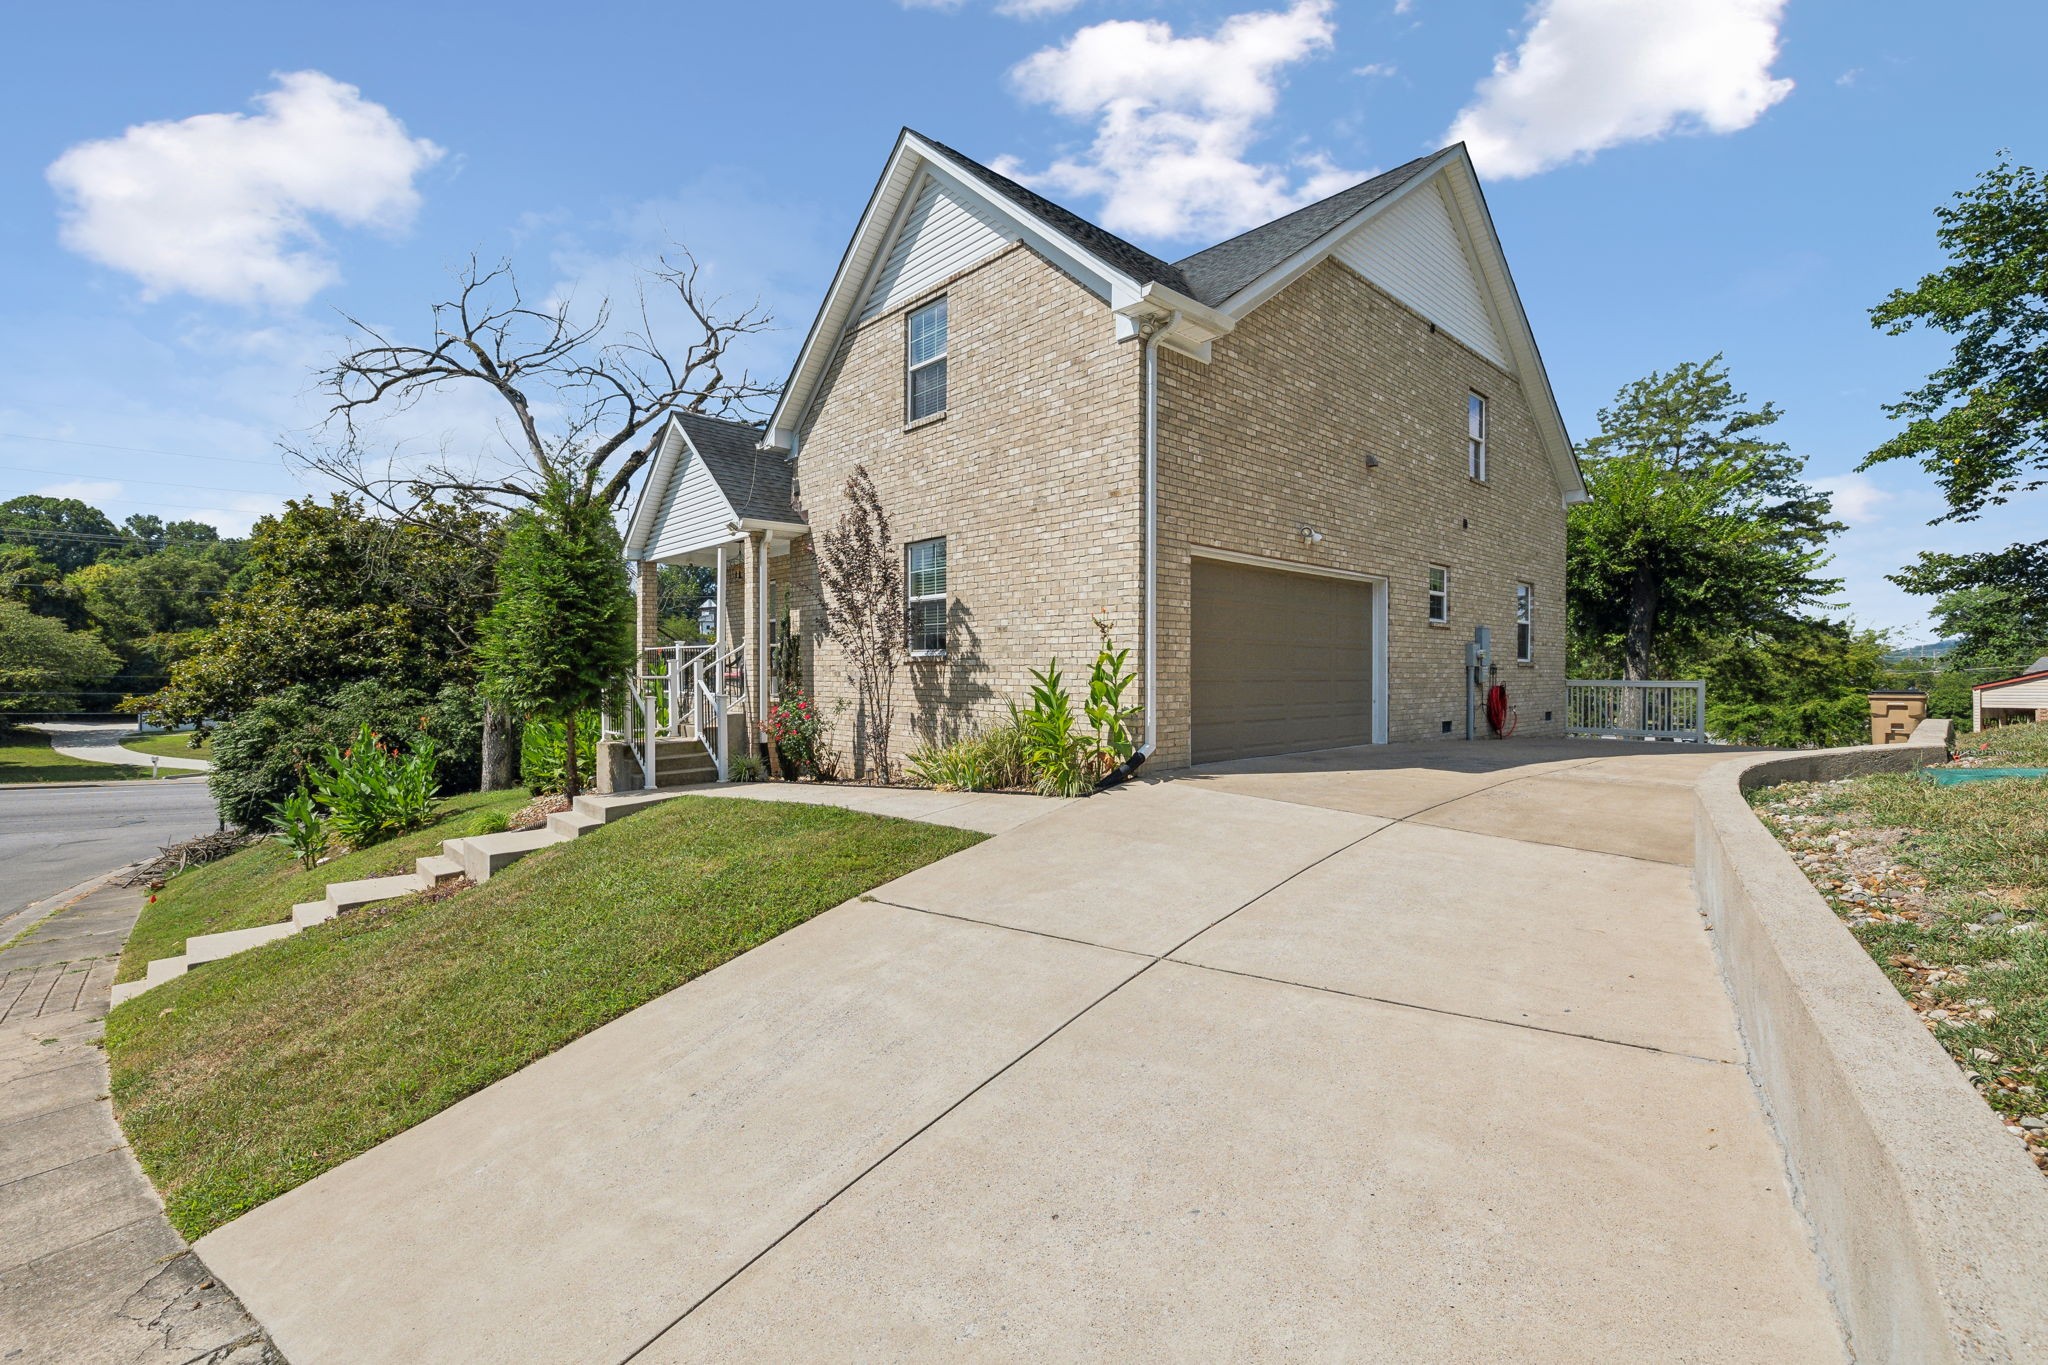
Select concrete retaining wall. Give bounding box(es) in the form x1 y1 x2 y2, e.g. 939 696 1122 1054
1694 718 2048 1362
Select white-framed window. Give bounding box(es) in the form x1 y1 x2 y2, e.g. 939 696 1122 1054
1427 565 1450 624
1516 581 1534 662
906 537 948 654
907 297 949 422
1467 391 1488 482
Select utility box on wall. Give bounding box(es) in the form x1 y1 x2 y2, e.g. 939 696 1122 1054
1868 691 1928 745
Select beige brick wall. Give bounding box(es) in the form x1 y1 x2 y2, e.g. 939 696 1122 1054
1153 258 1569 765
782 243 1145 774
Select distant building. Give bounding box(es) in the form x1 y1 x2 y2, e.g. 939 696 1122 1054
1971 657 2048 730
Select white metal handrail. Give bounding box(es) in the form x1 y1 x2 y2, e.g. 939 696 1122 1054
1566 680 1707 743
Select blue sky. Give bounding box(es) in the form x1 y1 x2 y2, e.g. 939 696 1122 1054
2 0 2040 643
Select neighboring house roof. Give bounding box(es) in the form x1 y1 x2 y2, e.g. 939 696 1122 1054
623 411 799 561
1974 659 2048 692
1169 149 1455 308
759 128 1586 504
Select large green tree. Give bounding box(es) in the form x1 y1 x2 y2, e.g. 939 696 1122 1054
475 479 634 797
137 496 499 727
0 495 121 575
1568 357 1843 680
1865 157 2048 673
0 600 120 712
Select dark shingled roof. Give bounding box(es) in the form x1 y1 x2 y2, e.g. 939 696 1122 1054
912 132 1462 310
672 410 798 524
1170 148 1459 307
912 131 1193 296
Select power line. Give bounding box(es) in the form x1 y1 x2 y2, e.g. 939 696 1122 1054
0 463 304 497
0 431 286 468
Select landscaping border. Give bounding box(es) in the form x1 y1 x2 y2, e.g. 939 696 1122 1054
1694 718 2048 1363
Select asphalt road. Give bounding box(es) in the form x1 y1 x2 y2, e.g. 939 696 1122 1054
0 779 219 927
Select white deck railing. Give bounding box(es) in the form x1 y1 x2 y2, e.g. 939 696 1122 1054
605 642 749 786
1566 680 1707 743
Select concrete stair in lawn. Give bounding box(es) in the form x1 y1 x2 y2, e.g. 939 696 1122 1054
108 789 699 1008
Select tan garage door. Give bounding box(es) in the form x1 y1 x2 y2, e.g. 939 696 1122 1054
1190 558 1373 764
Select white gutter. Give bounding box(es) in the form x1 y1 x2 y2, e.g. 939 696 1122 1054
1138 311 1178 758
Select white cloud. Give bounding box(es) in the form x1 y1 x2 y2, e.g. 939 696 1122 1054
998 0 1359 241
1353 62 1399 78
47 71 443 308
1446 0 1794 179
1815 471 1893 527
996 0 1087 15
1836 67 1862 87
34 479 124 505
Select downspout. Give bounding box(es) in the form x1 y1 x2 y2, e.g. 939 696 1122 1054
1100 309 1176 788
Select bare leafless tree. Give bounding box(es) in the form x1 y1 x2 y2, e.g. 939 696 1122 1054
291 249 776 788
817 466 905 780
299 250 775 516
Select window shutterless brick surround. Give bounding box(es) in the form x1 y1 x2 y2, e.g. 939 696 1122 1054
774 244 1565 771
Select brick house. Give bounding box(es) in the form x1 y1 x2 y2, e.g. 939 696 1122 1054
613 129 1584 785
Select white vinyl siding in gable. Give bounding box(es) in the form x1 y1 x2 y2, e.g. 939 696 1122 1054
643 443 739 560
1334 180 1508 368
861 176 1012 321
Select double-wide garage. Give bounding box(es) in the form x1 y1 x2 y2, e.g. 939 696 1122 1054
1189 557 1380 764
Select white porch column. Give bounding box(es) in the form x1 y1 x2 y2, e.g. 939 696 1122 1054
634 561 661 654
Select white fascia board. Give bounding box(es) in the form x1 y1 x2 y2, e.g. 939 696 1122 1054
766 131 1152 450
1215 159 1448 324
622 417 686 559
1434 153 1585 503
736 517 811 537
763 133 924 451
1114 282 1236 362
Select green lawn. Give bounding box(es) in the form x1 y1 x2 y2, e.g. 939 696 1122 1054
121 730 213 761
116 788 528 983
1750 722 2048 1174
105 796 981 1239
0 727 150 783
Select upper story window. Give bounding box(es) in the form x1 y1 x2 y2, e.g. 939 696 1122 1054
1467 392 1488 481
1428 565 1450 625
1516 581 1534 662
906 536 948 654
907 297 949 422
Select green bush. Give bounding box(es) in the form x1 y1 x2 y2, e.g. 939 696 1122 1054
521 712 599 795
1708 693 1871 748
1013 663 1096 797
208 681 483 830
907 720 1032 791
310 723 440 848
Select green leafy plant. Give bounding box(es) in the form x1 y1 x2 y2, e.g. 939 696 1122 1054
521 713 599 795
1012 663 1095 797
906 720 1032 791
268 789 326 870
1085 615 1139 769
728 752 765 783
310 723 441 849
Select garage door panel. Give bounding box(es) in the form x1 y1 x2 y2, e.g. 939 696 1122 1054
1191 559 1373 764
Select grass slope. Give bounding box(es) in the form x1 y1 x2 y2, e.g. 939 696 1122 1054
115 789 529 982
106 796 980 1239
121 731 213 761
1751 723 2048 1172
0 727 149 783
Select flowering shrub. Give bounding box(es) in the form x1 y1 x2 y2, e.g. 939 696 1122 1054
763 691 827 778
310 723 439 848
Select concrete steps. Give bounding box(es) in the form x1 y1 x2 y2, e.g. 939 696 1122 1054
109 788 699 1009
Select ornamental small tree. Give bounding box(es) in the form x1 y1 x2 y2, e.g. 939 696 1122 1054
476 477 634 797
817 465 904 780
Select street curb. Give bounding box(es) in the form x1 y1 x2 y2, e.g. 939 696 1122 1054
1694 719 2048 1362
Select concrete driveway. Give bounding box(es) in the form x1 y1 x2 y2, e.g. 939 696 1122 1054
197 740 1844 1362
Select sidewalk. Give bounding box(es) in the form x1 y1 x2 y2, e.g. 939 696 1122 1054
0 882 276 1364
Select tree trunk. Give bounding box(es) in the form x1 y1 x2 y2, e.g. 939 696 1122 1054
479 701 520 791
1624 569 1659 682
563 709 582 799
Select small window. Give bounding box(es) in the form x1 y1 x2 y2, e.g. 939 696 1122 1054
1516 582 1534 662
907 297 948 422
1428 566 1450 624
1467 392 1488 482
906 537 948 654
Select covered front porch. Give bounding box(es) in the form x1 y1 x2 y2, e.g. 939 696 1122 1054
602 411 808 791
